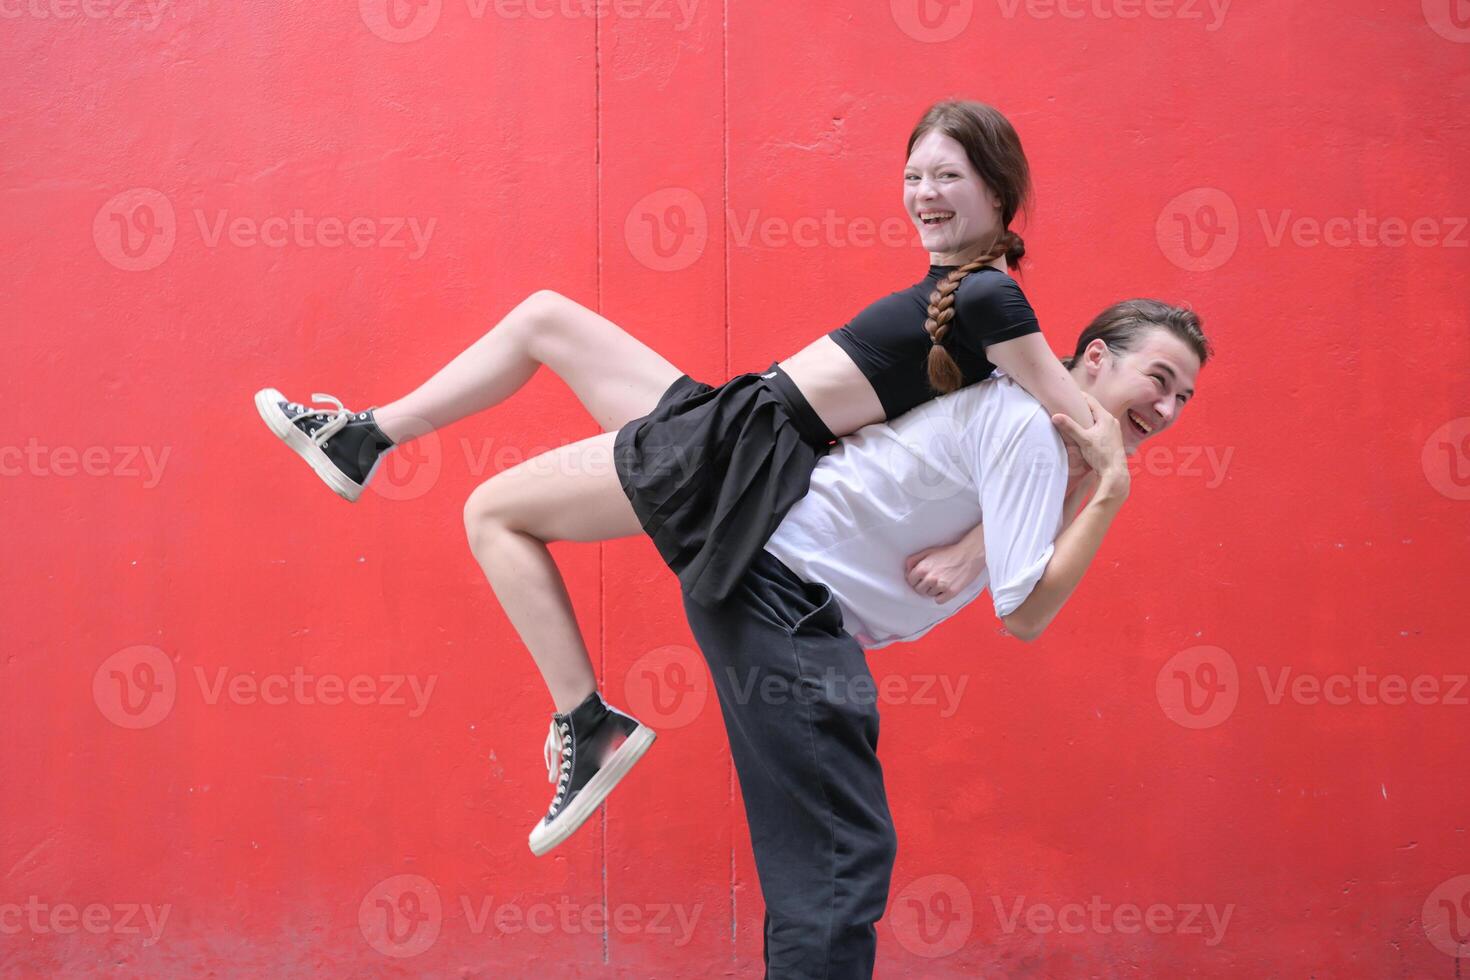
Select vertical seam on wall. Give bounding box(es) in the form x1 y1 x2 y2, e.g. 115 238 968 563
723 0 736 958
595 8 609 968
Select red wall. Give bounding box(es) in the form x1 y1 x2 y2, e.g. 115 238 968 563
3 0 1467 975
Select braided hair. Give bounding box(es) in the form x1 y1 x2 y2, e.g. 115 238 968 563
922 229 1027 394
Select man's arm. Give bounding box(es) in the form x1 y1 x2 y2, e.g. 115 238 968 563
1000 395 1128 642
1001 471 1127 642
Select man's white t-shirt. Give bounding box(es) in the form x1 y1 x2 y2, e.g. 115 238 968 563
764 372 1069 649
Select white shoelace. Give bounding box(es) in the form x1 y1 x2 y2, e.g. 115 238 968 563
289 392 352 447
543 719 572 814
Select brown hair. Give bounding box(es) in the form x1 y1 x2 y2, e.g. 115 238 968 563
1063 299 1213 371
912 100 1034 394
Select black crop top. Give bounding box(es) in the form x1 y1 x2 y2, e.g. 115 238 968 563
826 264 1041 420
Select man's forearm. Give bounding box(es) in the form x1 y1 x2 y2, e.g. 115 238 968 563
1009 477 1128 638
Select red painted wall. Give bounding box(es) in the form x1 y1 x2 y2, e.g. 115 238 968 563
3 0 1467 975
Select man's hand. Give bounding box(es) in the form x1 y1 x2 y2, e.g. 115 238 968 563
1051 392 1129 488
904 532 986 604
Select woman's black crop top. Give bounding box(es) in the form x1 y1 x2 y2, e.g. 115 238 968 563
826 264 1041 420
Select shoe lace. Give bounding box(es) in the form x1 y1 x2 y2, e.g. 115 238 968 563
291 393 353 447
543 718 572 814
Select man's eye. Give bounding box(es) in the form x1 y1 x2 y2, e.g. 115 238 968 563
1153 374 1167 389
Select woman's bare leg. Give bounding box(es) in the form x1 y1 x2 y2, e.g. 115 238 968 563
463 430 644 713
372 289 684 443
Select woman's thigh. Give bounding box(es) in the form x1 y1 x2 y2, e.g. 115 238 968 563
467 429 644 543
523 290 687 433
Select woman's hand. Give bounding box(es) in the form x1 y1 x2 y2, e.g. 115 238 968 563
904 531 986 604
1051 392 1129 487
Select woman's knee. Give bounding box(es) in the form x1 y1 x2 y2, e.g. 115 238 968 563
463 477 522 550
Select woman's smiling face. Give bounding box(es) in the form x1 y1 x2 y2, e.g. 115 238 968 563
904 129 1004 265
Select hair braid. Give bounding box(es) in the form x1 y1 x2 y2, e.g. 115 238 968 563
923 230 1024 394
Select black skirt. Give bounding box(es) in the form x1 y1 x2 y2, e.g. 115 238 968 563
613 362 837 608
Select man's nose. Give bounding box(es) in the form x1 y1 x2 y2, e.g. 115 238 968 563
1154 398 1177 427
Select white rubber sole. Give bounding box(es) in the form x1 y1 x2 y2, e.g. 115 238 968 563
253 387 365 502
528 724 657 857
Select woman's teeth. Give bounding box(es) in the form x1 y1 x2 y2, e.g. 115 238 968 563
921 212 954 226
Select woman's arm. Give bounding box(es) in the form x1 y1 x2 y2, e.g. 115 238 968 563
1000 394 1128 642
984 333 1092 430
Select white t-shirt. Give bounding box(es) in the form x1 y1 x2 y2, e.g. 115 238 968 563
764 372 1068 649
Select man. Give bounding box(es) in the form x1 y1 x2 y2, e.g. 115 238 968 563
681 299 1210 978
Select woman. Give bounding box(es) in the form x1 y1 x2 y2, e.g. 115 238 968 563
254 100 1097 855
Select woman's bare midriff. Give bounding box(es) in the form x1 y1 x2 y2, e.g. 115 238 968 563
777 335 887 439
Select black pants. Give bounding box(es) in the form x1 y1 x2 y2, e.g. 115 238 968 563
681 549 898 979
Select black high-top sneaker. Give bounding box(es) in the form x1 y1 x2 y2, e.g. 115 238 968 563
253 388 396 502
529 690 656 856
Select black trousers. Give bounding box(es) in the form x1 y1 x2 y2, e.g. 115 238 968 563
681 549 898 979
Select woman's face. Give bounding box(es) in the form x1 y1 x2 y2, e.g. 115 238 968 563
904 130 1004 266
1076 329 1202 455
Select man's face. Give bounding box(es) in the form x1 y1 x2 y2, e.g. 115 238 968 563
903 130 1004 263
1076 329 1202 455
